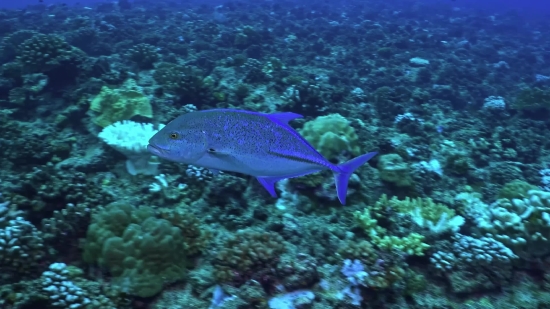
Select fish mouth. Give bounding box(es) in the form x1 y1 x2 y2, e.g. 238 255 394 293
147 144 168 156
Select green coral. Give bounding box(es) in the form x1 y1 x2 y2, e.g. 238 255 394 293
233 26 262 48
0 30 38 62
16 33 85 73
8 73 48 105
376 47 393 59
386 195 456 223
338 238 409 290
153 62 212 104
403 270 428 296
446 153 473 175
337 240 377 264
288 170 328 189
372 194 464 234
372 86 411 106
262 57 286 75
353 206 430 256
157 207 210 256
299 113 361 161
90 79 153 127
377 153 413 187
373 233 430 256
234 83 250 99
513 87 550 110
498 180 538 200
213 229 286 284
5 262 126 309
127 43 160 69
83 201 188 297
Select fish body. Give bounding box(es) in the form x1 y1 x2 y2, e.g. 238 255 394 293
147 109 377 204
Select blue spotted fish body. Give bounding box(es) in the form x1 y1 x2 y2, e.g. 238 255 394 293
147 109 377 205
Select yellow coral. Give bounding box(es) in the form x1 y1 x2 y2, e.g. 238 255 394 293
353 208 385 236
387 195 456 223
372 233 430 256
373 194 463 233
353 204 430 256
90 79 153 127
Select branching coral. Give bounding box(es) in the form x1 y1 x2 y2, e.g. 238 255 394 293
353 205 430 256
367 194 464 234
0 217 46 279
17 33 85 76
0 30 38 62
41 202 91 254
430 233 517 294
152 62 212 105
157 207 210 256
337 241 408 291
467 190 550 258
127 43 160 69
8 165 108 215
5 262 126 309
383 194 465 234
430 233 517 272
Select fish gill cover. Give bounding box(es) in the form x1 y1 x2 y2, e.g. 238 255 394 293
0 0 549 308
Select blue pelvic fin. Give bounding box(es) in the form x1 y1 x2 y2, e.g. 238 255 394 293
256 176 284 197
334 152 378 205
209 169 220 176
267 112 303 124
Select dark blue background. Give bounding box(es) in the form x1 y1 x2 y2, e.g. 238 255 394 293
0 0 548 19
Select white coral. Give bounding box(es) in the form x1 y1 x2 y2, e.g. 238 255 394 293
98 120 165 175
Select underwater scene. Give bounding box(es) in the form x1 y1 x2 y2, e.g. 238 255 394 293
0 0 550 308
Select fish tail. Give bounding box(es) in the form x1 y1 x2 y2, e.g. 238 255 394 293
334 152 377 205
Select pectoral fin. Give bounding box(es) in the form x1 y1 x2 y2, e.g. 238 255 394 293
207 147 234 156
256 176 286 198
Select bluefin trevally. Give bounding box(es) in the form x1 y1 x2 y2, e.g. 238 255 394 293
147 109 377 205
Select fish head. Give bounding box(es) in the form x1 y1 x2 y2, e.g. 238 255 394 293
147 123 208 164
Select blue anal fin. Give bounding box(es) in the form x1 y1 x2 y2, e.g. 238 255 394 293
256 176 284 197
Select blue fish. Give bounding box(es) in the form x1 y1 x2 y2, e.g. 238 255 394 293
147 109 377 205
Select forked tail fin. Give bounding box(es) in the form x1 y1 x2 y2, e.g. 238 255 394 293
334 152 377 205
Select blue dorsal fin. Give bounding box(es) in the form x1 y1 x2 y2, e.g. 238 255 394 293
267 112 303 124
256 176 285 197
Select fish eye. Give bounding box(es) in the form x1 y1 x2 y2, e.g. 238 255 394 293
169 132 179 139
